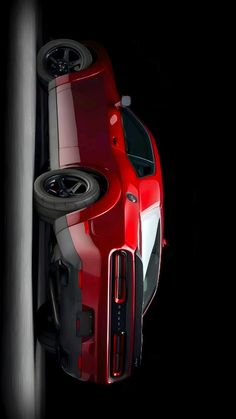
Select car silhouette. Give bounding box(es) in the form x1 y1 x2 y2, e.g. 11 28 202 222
34 39 164 384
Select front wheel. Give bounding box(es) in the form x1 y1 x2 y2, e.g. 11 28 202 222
34 168 100 223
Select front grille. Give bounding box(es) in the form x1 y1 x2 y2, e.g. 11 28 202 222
113 251 127 304
112 332 125 377
110 250 132 378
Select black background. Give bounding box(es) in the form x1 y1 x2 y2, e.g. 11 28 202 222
40 5 201 416
0 0 204 416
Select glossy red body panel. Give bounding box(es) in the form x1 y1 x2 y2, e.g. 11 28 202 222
52 42 164 384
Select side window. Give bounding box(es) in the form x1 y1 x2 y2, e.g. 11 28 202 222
121 108 155 177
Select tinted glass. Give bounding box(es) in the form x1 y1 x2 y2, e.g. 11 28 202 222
121 108 155 177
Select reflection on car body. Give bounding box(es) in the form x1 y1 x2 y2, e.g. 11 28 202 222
34 39 164 384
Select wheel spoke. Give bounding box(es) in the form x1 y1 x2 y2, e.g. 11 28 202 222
63 48 70 62
47 188 57 195
48 55 58 65
69 181 83 194
57 177 65 190
57 177 70 197
69 58 82 69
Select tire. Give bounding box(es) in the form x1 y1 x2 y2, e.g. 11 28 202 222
37 39 93 84
34 168 100 223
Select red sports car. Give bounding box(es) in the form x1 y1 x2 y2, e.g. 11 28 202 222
34 39 164 384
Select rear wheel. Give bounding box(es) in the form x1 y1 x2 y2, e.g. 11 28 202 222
34 168 100 223
37 39 93 84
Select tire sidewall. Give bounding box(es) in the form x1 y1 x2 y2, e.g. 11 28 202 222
34 168 100 221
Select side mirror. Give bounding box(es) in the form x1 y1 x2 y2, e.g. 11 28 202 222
121 95 131 107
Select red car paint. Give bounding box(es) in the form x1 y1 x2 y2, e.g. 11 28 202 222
50 42 164 383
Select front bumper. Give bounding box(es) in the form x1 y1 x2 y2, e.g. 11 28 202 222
54 215 142 384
